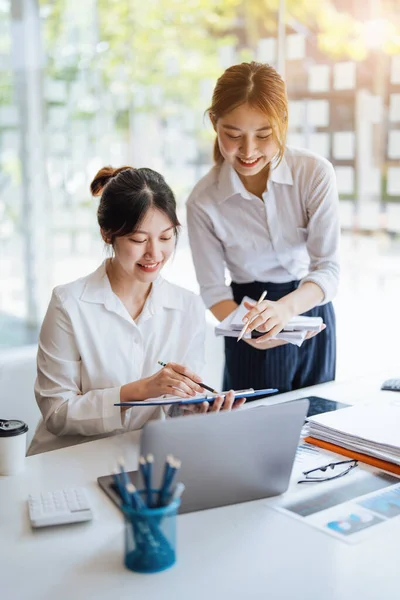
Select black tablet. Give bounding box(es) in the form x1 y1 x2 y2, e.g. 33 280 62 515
303 395 350 419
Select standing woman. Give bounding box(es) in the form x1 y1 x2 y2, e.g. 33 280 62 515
187 62 340 394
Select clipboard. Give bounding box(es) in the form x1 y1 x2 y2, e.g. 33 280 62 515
114 387 278 407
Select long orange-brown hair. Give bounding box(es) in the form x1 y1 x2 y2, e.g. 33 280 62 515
207 62 288 166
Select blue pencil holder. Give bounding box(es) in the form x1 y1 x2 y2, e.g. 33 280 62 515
122 489 181 574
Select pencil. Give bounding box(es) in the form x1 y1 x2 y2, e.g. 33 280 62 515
157 360 219 394
237 290 268 342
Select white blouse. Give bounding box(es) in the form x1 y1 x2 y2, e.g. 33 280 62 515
28 262 206 455
187 146 340 308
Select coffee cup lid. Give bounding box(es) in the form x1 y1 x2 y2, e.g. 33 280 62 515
0 419 29 437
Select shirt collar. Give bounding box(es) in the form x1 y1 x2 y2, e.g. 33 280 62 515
217 161 252 203
80 261 184 317
270 153 294 186
216 151 293 203
80 261 110 305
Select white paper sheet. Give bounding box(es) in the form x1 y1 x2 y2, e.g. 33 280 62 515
388 130 400 159
215 296 322 347
307 100 330 127
308 64 330 93
333 131 355 160
335 166 354 194
387 167 400 195
333 61 356 90
389 93 400 122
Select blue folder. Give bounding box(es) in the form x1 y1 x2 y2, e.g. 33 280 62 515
114 388 278 407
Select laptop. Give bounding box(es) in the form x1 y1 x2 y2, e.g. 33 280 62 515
98 399 309 514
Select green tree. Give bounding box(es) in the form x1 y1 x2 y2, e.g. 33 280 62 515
39 0 400 110
95 0 238 111
240 0 400 60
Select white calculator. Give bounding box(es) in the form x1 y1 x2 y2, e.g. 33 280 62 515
28 487 93 528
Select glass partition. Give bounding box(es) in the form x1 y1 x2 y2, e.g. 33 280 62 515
1 0 399 379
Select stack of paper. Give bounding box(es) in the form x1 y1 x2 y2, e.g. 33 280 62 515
306 398 400 466
215 296 323 347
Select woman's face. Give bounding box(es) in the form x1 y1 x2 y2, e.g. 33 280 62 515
215 102 279 179
112 207 176 282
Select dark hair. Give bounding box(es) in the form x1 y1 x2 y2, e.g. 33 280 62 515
90 166 180 245
207 61 288 165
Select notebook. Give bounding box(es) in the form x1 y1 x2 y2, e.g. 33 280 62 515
215 296 323 347
305 396 400 474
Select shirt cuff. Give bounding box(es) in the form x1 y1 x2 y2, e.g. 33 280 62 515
102 386 123 432
299 275 331 305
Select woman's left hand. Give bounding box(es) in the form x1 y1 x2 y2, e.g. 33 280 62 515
245 323 326 350
183 390 246 414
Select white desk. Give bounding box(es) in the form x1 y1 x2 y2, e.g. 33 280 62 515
1 375 398 600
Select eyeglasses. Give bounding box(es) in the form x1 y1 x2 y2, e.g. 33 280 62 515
298 459 358 484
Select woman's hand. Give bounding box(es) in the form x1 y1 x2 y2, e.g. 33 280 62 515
245 324 326 350
240 281 327 347
183 390 246 414
241 299 293 342
119 363 205 413
143 362 204 399
245 337 289 350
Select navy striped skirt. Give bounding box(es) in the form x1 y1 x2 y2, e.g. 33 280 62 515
223 280 336 396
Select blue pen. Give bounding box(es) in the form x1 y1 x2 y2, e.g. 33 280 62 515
158 455 173 507
126 482 146 511
161 458 181 506
139 455 151 507
139 455 148 485
146 454 154 508
118 457 138 509
112 468 131 507
166 459 181 498
118 457 131 488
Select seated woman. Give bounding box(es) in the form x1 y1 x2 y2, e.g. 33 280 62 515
28 166 241 455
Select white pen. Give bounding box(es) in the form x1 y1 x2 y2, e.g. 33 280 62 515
237 290 267 342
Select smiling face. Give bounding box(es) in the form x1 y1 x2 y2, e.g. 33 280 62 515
111 207 176 283
215 102 279 183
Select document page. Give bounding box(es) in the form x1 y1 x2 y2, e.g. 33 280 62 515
273 443 400 544
307 397 400 464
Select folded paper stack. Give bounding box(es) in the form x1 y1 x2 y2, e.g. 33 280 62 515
215 296 323 347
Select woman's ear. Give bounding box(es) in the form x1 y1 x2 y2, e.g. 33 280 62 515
100 228 112 245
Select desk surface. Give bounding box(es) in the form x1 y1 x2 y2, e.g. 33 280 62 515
1 374 398 600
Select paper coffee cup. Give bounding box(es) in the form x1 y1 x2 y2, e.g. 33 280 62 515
0 419 28 476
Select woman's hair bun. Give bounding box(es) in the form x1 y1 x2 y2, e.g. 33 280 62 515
90 165 133 196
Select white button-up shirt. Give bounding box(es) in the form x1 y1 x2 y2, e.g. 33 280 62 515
187 146 340 308
28 262 206 455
